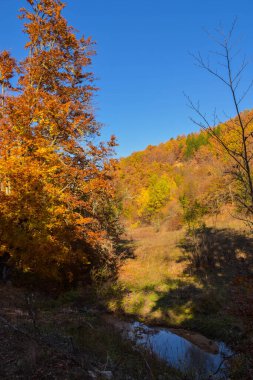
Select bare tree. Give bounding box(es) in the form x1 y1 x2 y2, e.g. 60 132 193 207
186 19 253 223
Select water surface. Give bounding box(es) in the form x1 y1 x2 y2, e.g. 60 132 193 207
105 316 233 379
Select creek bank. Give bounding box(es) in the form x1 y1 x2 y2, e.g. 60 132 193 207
103 314 234 379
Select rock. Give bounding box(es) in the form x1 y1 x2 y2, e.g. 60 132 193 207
88 371 97 379
88 370 113 379
98 371 113 379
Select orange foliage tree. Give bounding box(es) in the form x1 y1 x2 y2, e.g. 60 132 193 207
0 0 120 285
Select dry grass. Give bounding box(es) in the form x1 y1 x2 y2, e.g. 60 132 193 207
120 227 185 289
109 212 251 345
114 226 199 324
205 205 246 231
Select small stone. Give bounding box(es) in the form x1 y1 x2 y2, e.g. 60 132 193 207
88 370 97 379
99 371 113 379
88 370 113 379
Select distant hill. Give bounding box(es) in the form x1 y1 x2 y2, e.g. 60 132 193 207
115 114 250 229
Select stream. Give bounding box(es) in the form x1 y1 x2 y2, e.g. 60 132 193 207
104 315 233 379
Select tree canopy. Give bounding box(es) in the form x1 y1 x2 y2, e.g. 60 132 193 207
0 0 120 287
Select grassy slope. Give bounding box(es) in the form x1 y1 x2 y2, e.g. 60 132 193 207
104 213 253 378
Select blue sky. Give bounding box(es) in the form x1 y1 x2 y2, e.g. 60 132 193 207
0 0 253 157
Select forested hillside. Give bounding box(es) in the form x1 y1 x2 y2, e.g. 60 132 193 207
116 110 253 229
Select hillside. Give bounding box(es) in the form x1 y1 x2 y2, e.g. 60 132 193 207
116 112 253 229
107 112 253 378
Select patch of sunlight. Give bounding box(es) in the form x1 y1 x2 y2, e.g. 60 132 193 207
107 299 120 313
155 283 170 292
122 291 157 317
120 290 195 326
147 292 159 302
151 309 163 320
167 302 194 325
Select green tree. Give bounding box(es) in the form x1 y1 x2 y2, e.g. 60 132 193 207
137 174 175 224
179 194 207 231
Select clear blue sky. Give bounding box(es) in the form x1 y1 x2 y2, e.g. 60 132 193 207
0 0 253 157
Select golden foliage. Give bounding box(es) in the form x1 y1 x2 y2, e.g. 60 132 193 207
0 0 119 286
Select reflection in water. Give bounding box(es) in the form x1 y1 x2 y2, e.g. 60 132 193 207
125 322 233 379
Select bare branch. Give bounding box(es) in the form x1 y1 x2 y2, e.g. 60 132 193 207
238 79 253 105
232 56 248 83
190 52 230 87
188 20 253 218
185 94 249 173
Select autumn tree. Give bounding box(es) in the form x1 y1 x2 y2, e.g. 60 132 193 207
187 20 253 224
116 132 227 227
0 0 120 286
137 174 176 225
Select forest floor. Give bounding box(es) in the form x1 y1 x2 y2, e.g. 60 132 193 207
105 217 253 379
0 283 183 380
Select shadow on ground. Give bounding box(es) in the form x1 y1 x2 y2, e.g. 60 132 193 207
179 227 253 284
148 228 253 340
